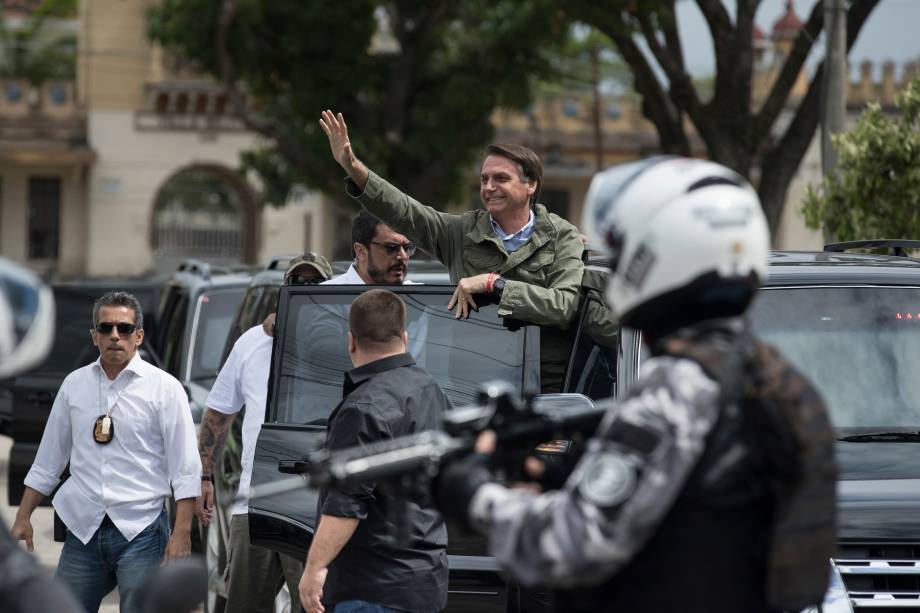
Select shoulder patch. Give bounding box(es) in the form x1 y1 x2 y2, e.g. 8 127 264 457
574 451 636 508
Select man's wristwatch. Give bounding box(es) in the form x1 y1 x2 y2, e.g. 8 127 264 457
201 474 213 482
492 277 506 295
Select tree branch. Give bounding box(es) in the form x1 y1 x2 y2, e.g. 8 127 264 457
753 0 823 143
635 8 703 128
759 0 882 232
696 0 733 102
659 0 685 73
610 27 690 154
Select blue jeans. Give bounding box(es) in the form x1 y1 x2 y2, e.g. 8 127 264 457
302 601 411 613
55 511 170 613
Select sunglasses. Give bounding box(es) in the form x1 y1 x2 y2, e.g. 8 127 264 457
287 274 324 286
95 322 138 335
369 241 417 257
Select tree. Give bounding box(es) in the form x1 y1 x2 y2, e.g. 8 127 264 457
0 0 77 85
802 77 920 242
147 0 566 209
566 0 880 234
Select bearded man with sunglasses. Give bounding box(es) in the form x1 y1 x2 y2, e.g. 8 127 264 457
11 290 200 613
323 210 420 286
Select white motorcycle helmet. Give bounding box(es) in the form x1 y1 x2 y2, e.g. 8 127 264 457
583 156 769 332
0 257 55 378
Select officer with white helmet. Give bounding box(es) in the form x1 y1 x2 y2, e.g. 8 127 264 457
437 157 836 613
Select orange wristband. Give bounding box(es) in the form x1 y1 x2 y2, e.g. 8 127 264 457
486 272 496 293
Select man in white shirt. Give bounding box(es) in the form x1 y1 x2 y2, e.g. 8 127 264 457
11 291 200 613
196 253 332 613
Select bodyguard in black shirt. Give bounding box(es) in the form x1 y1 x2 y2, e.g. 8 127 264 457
299 289 449 613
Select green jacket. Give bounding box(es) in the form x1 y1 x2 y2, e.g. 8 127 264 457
346 171 585 330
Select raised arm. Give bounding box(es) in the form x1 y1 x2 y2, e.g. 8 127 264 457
320 110 370 191
320 110 462 263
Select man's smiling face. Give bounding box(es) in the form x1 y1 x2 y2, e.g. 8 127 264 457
479 154 536 218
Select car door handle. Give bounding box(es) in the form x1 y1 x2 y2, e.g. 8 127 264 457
278 459 310 474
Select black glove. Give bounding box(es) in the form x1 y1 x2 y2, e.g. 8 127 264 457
433 451 495 530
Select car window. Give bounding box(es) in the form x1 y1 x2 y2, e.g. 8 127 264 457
749 286 920 429
189 288 246 385
159 288 189 377
254 285 280 326
235 286 264 338
568 333 618 400
271 291 529 425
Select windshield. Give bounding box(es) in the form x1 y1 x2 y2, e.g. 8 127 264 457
273 291 530 424
189 288 245 384
748 286 920 429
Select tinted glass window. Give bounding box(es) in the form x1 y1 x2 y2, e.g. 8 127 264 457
272 292 529 424
190 288 246 384
749 286 920 429
254 285 280 327
160 288 189 377
569 337 618 400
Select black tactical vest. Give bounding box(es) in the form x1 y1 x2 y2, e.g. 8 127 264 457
555 324 836 613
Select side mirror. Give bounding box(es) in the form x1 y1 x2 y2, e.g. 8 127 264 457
0 258 54 378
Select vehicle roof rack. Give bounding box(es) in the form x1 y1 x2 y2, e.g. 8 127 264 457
176 258 212 280
823 240 920 258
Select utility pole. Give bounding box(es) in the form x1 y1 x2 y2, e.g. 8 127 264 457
821 0 847 177
590 43 604 172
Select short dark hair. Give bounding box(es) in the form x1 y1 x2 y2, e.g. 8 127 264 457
485 143 543 206
93 291 144 330
352 210 383 257
349 289 406 350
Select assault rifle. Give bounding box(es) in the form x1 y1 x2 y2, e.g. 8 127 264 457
250 382 605 521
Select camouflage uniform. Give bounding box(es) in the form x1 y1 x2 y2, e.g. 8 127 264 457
467 319 833 612
469 345 723 588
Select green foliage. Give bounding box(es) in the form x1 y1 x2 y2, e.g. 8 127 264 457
148 0 566 209
803 77 920 241
0 0 77 84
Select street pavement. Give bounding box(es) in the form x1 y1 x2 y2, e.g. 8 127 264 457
0 434 120 611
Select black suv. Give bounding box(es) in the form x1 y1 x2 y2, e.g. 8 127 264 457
748 242 920 612
155 259 253 424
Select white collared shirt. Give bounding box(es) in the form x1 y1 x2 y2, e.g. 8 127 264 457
205 324 271 515
24 353 200 544
320 262 423 285
322 263 421 285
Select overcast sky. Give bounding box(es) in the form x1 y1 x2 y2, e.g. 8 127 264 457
676 0 920 78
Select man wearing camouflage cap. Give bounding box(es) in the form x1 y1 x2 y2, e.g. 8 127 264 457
196 253 331 613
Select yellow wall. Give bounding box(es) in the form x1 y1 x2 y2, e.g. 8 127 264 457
80 0 154 111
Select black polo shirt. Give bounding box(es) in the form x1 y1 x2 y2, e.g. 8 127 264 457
319 353 449 612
